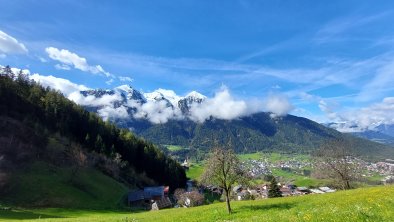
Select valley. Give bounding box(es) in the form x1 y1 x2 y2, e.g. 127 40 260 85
2 2 394 220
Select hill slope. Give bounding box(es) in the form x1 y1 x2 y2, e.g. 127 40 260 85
126 113 394 160
1 186 393 221
0 70 186 208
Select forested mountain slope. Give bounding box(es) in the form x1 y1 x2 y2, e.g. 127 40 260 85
127 113 394 160
0 70 186 208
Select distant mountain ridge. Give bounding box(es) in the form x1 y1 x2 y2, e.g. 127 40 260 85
326 122 394 146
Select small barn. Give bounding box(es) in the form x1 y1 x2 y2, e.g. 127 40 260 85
128 186 170 209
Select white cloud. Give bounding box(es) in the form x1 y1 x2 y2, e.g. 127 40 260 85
45 47 111 77
264 94 294 117
133 100 183 124
105 78 114 85
54 64 71 70
29 74 89 96
119 76 133 82
189 87 249 123
98 106 129 120
324 97 394 132
68 91 122 107
0 30 28 55
24 70 294 124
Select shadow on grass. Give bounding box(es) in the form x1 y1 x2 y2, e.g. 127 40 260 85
0 209 63 220
236 202 296 213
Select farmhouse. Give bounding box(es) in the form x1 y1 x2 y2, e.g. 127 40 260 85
128 186 171 210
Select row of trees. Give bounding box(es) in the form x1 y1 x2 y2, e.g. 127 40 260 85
0 66 187 189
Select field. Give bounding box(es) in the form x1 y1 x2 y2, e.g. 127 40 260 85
186 163 205 181
164 145 184 152
0 161 127 209
187 152 324 186
1 186 393 221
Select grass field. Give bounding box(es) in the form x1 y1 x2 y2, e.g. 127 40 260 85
186 163 205 181
1 161 128 209
165 145 184 152
1 186 393 221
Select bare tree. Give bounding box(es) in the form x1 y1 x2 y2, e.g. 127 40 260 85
200 147 249 214
174 188 204 207
67 143 87 182
313 139 361 190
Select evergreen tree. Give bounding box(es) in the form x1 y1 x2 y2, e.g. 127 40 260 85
268 177 282 198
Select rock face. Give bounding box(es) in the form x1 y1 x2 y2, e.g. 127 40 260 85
178 91 206 114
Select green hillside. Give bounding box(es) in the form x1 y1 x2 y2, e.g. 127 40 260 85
2 161 127 209
1 186 393 221
130 113 394 161
0 69 186 209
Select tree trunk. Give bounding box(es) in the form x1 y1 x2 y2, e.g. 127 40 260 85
225 190 232 214
345 180 350 190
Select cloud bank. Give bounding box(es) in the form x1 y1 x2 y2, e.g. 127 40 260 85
8 68 294 123
329 97 394 132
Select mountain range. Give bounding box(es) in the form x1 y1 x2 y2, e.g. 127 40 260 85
76 85 394 160
326 122 394 146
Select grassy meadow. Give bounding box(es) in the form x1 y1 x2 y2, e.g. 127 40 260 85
1 185 393 221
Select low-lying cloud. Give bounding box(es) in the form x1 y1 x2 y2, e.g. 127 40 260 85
19 70 295 123
330 97 394 132
264 94 294 118
133 100 184 124
189 87 248 123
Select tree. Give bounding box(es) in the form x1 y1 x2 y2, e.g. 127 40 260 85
313 139 361 189
200 147 249 214
174 188 204 207
67 143 87 182
268 177 282 198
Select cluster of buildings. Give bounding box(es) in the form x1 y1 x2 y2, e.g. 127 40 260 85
233 184 336 200
241 158 312 178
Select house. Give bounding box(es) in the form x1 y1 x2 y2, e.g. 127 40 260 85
296 187 310 194
279 187 292 197
205 185 222 195
309 189 325 194
128 186 170 208
144 186 169 200
233 185 243 194
319 187 336 193
236 190 250 200
181 158 190 170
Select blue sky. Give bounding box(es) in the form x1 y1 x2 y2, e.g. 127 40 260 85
1 0 394 129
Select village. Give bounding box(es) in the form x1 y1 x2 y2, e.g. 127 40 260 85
126 156 394 211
